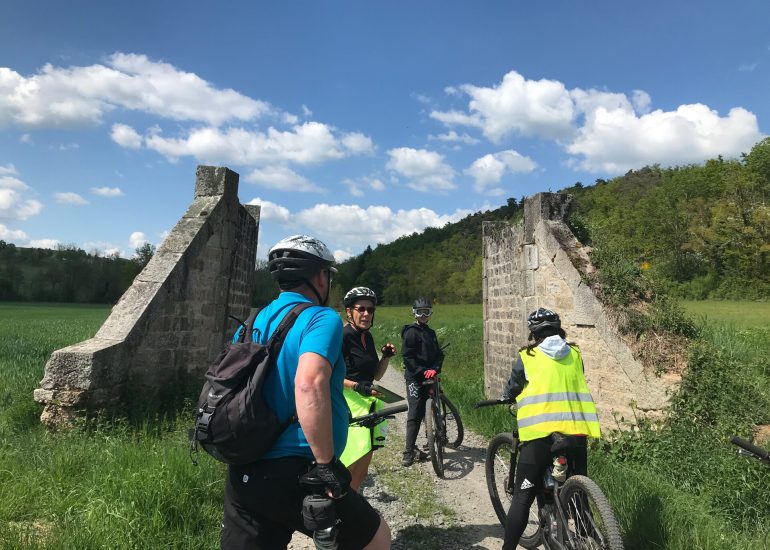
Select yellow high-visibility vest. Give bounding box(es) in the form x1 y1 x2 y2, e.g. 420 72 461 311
516 346 601 442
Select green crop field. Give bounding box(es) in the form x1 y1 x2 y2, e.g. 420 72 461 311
1 301 768 548
682 299 770 328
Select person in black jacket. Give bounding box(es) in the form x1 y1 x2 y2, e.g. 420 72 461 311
400 297 444 466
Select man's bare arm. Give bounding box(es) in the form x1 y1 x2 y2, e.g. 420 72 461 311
295 351 334 463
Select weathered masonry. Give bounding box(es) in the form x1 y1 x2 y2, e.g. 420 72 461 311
34 166 259 427
482 193 678 430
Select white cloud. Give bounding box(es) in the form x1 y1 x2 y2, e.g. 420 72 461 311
142 122 372 167
431 71 576 142
386 147 457 192
739 62 758 72
333 249 352 262
0 172 43 221
0 53 269 128
111 123 143 148
0 223 28 241
29 238 59 249
465 150 537 195
631 90 652 114
301 105 313 117
434 69 764 172
57 142 79 151
19 134 32 144
567 104 763 172
129 231 148 248
54 192 88 205
0 164 18 176
246 197 292 224
295 203 472 250
341 132 375 155
428 130 479 145
341 176 385 197
244 165 322 193
91 186 124 197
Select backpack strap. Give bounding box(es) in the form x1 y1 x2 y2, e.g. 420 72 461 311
265 302 314 357
236 310 260 343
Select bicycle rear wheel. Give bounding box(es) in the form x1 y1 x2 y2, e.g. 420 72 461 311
560 475 623 550
425 398 445 478
441 394 464 449
485 433 541 548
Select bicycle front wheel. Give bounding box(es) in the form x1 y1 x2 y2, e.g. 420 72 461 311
425 398 445 478
560 475 624 550
485 433 541 548
441 394 464 449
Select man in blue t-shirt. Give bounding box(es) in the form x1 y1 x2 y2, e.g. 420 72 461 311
220 235 391 550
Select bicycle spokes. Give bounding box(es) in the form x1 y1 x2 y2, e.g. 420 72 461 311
564 490 608 548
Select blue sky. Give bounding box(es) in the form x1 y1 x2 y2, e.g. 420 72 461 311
1 1 769 260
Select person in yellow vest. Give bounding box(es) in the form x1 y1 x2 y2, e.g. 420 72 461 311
500 308 601 550
339 287 397 491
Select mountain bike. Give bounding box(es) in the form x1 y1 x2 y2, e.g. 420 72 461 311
300 403 409 550
474 399 623 550
421 370 464 478
730 434 769 549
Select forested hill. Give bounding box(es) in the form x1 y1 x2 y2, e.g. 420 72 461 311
332 137 770 305
0 242 146 303
329 199 523 306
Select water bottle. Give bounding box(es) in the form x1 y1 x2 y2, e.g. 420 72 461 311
552 455 567 483
313 526 338 550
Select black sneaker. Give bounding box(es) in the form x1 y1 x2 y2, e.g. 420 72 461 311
401 451 416 466
415 448 429 461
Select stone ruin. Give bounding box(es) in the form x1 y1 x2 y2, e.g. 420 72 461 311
482 193 680 431
34 166 259 427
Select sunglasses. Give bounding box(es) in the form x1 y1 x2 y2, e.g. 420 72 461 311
415 308 432 317
352 306 376 314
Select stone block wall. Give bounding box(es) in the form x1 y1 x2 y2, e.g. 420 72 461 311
482 193 678 430
34 166 260 427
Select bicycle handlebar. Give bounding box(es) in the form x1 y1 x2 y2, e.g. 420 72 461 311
730 435 770 465
350 403 408 427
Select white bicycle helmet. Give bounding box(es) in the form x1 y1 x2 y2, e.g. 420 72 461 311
343 287 377 308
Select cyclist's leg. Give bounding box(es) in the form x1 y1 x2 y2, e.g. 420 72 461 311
335 489 390 550
347 450 374 491
404 380 427 454
221 458 308 549
502 438 550 550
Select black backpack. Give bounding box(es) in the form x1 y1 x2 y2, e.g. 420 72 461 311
190 302 312 465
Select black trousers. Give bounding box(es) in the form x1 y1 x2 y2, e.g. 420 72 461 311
502 436 588 550
221 456 381 549
404 379 430 452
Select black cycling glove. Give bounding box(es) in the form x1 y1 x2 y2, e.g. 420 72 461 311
353 382 374 396
307 458 352 498
380 343 396 358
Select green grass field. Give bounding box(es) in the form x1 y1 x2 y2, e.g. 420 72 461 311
1 301 769 548
682 300 770 328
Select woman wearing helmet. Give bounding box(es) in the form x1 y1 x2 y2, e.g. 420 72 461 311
339 286 397 491
500 308 601 550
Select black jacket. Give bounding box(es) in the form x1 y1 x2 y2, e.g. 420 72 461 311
401 322 444 381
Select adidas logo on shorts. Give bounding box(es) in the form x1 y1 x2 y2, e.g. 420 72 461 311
520 478 534 490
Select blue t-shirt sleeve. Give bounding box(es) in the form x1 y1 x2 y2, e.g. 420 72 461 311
298 308 343 367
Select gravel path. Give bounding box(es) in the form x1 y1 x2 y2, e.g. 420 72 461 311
289 366 524 549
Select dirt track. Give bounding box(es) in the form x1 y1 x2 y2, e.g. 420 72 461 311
290 365 523 549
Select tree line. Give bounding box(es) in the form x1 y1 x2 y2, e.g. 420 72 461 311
4 138 768 306
0 242 149 304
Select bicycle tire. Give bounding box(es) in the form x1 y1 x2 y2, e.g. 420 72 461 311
425 398 445 478
441 394 464 449
485 433 541 548
560 475 624 550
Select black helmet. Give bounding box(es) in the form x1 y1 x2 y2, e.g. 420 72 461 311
343 287 377 308
268 235 336 290
412 297 432 318
527 308 561 333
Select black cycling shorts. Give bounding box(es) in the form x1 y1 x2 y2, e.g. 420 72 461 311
220 456 382 550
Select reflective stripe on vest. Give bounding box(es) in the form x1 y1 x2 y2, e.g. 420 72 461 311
516 346 601 442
